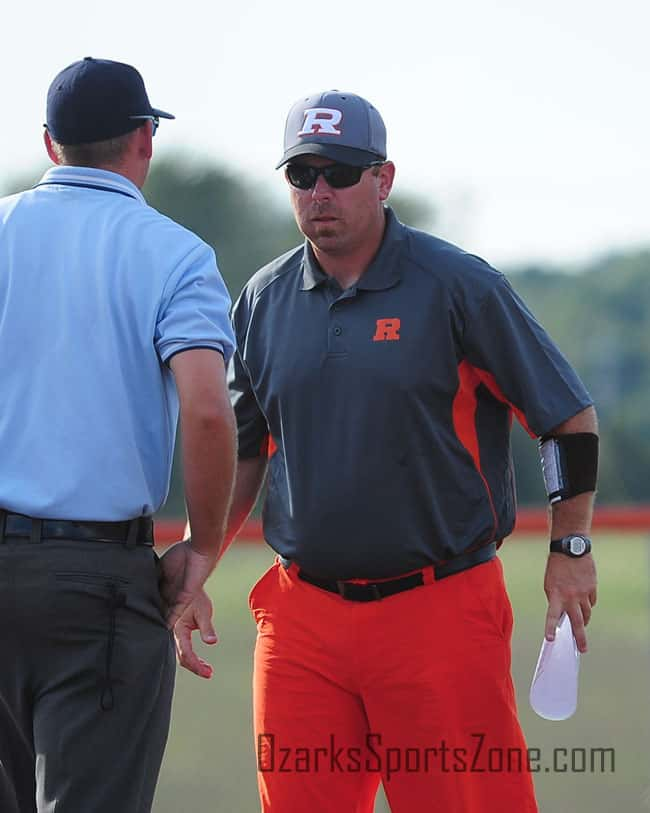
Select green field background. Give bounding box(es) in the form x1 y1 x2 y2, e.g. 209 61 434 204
154 535 650 812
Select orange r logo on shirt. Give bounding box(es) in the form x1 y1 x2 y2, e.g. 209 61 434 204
373 318 401 341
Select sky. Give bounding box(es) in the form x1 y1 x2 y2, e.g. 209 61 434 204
3 0 648 268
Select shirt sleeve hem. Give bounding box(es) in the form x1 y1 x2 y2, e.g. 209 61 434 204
163 345 226 366
532 396 595 438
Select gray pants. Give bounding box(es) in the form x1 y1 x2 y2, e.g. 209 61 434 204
0 538 175 812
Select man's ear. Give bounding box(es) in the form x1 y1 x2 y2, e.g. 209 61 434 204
377 161 396 202
43 129 60 165
134 121 153 161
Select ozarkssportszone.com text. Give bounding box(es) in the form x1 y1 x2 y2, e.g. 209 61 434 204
257 733 615 779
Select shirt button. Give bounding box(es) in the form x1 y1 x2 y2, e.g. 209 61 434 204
334 326 343 336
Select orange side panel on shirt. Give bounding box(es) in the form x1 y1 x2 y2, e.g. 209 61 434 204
451 360 536 540
260 434 278 458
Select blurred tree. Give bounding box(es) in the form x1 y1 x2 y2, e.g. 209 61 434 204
143 154 436 296
1 168 45 195
388 192 436 233
509 250 650 504
144 155 301 297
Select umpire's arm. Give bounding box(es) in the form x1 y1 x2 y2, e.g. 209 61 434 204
172 348 237 559
158 349 237 636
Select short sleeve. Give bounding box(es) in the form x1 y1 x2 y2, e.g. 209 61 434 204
155 241 235 364
462 275 593 437
227 291 270 459
227 348 270 459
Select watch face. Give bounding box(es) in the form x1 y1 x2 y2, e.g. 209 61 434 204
568 536 587 555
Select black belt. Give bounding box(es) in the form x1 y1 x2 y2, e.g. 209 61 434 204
284 543 497 602
0 510 154 547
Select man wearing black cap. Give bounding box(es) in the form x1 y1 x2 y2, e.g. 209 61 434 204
181 90 598 811
0 58 237 812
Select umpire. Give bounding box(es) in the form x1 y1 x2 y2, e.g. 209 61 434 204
0 58 237 812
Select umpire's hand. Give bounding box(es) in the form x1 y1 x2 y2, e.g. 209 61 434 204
158 539 218 630
173 590 217 678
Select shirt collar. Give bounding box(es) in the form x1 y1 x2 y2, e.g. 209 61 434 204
35 166 146 205
300 207 406 292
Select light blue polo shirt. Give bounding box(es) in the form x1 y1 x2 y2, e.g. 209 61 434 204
0 166 235 520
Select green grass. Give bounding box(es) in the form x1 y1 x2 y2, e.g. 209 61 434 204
154 535 650 812
503 534 650 813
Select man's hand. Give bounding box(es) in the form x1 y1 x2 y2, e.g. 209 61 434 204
174 589 217 678
158 540 218 629
544 553 597 653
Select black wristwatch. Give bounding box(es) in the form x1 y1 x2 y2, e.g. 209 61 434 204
550 535 592 557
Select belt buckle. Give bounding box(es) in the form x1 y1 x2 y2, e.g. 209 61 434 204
369 583 382 600
336 580 382 601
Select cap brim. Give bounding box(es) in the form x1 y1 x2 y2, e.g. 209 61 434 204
151 108 175 120
276 142 384 169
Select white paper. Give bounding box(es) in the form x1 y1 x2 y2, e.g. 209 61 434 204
529 613 580 721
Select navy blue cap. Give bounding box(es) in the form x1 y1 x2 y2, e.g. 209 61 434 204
46 57 174 145
277 90 387 169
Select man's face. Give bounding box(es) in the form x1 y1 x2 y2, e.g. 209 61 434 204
285 155 395 257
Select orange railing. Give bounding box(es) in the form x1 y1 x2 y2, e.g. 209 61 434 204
154 506 650 545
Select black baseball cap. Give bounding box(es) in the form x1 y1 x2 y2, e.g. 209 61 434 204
46 57 175 145
276 90 387 169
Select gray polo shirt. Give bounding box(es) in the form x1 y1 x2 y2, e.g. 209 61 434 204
229 208 592 579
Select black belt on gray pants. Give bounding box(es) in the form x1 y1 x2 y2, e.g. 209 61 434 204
281 542 497 602
0 510 154 547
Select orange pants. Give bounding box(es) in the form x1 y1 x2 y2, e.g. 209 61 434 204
250 557 538 813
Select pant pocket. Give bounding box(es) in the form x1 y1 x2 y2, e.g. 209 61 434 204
53 572 129 712
151 551 169 621
463 558 513 643
248 562 280 615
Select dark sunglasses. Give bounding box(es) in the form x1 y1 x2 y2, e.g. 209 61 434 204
285 161 383 190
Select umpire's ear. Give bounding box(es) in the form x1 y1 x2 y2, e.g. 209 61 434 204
43 129 61 165
133 120 154 162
